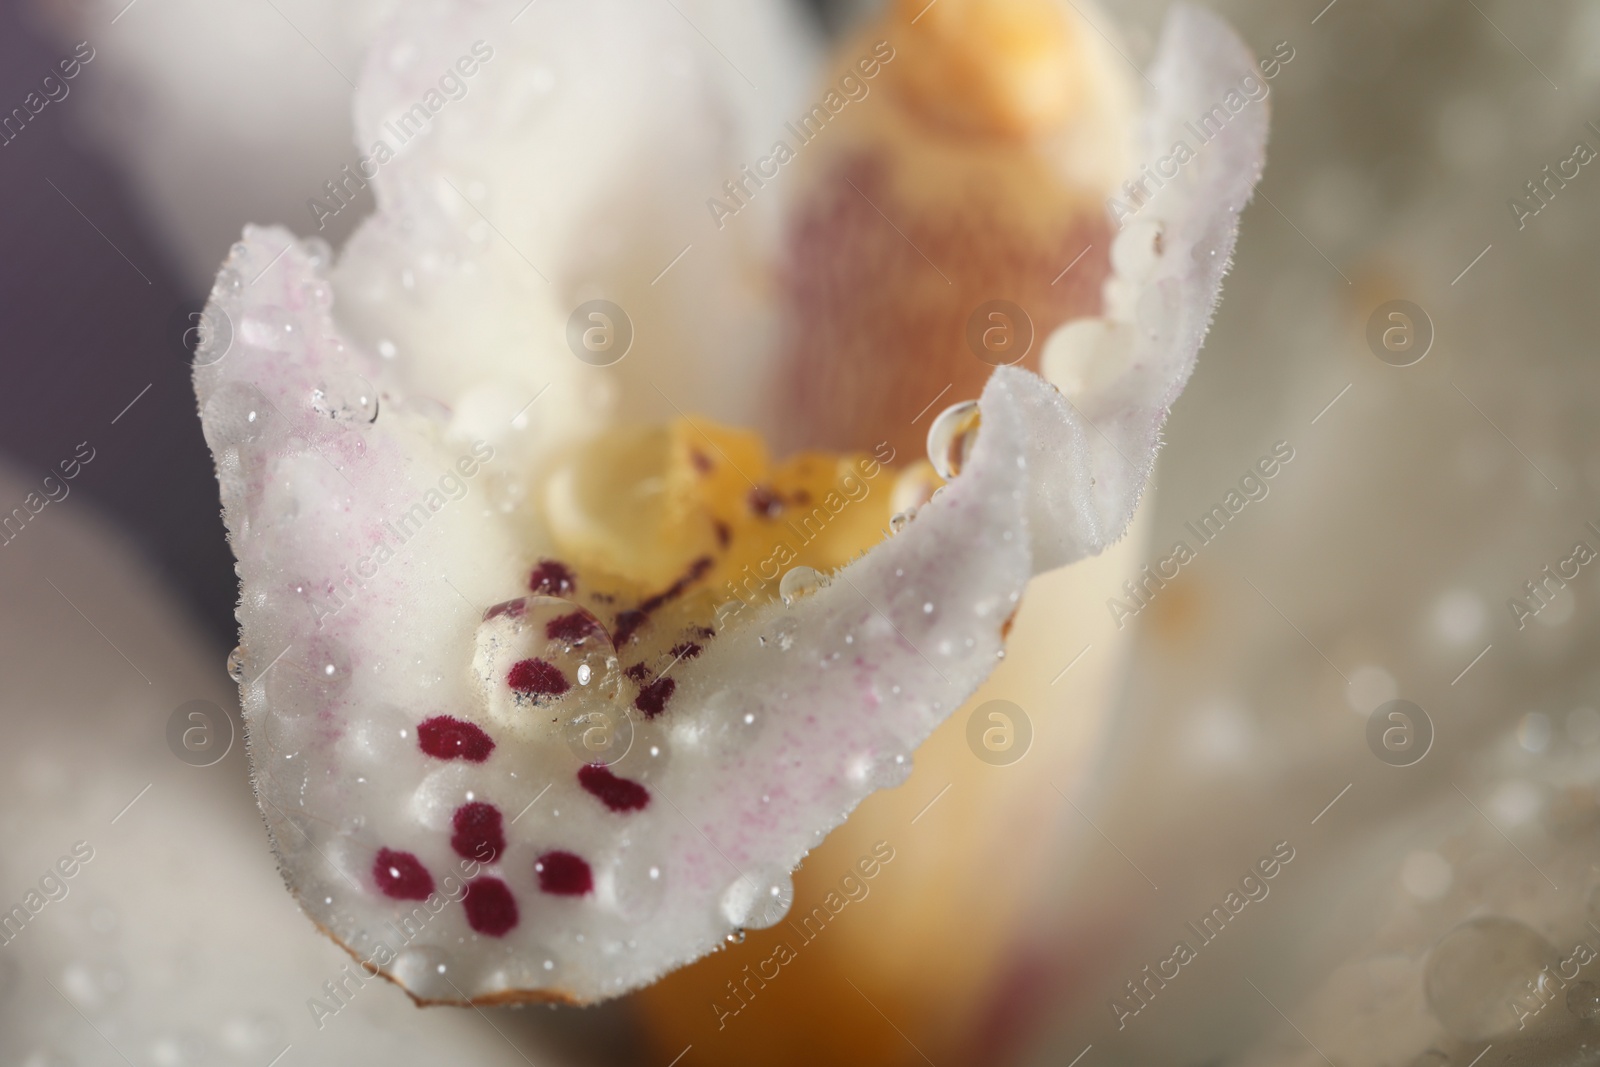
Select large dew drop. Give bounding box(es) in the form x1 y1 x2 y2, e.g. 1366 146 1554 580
926 401 981 481
472 596 622 743
719 866 795 930
1423 916 1557 1040
779 565 825 605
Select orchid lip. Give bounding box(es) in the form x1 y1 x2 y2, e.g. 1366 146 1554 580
193 0 1264 1007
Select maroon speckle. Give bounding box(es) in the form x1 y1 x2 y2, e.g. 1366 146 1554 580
528 559 576 597
418 716 495 763
668 641 703 662
535 850 594 896
613 557 715 646
624 662 652 683
462 877 519 936
634 677 676 718
748 486 784 518
483 598 527 621
508 658 569 696
546 610 606 644
713 519 731 548
451 802 506 863
793 489 812 505
578 763 650 812
613 609 648 646
690 449 713 473
373 848 434 900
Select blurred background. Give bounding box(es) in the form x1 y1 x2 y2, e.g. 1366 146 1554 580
2 0 1599 1064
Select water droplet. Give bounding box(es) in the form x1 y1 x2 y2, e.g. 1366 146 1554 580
609 849 667 921
267 635 354 710
211 268 243 299
475 597 622 738
238 306 298 352
851 749 912 790
719 867 793 930
227 646 246 683
679 689 766 761
726 929 747 944
926 400 981 480
1518 712 1552 753
890 460 944 513
609 721 670 782
1570 980 1600 1019
1424 916 1558 1040
202 383 279 450
391 946 455 1000
765 617 798 652
889 509 914 534
563 706 636 767
299 236 333 271
780 566 825 605
311 373 378 423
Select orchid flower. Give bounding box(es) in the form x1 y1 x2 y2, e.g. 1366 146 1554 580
193 0 1266 1007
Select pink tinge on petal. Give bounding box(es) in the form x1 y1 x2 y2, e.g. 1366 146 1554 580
373 848 434 901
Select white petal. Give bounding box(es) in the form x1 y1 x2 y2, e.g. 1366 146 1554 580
1029 4 1268 573
192 2 1265 1009
335 0 817 438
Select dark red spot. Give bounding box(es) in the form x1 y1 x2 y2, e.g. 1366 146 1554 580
508 658 569 696
693 625 716 640
690 449 713 473
373 848 434 900
417 716 495 763
451 802 506 863
668 642 702 662
613 557 715 645
638 556 714 614
462 876 519 936
635 676 676 719
748 486 783 518
528 559 576 597
483 598 526 620
546 610 606 644
793 489 812 505
713 519 731 548
578 763 651 812
613 609 648 646
624 662 652 683
535 850 594 896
